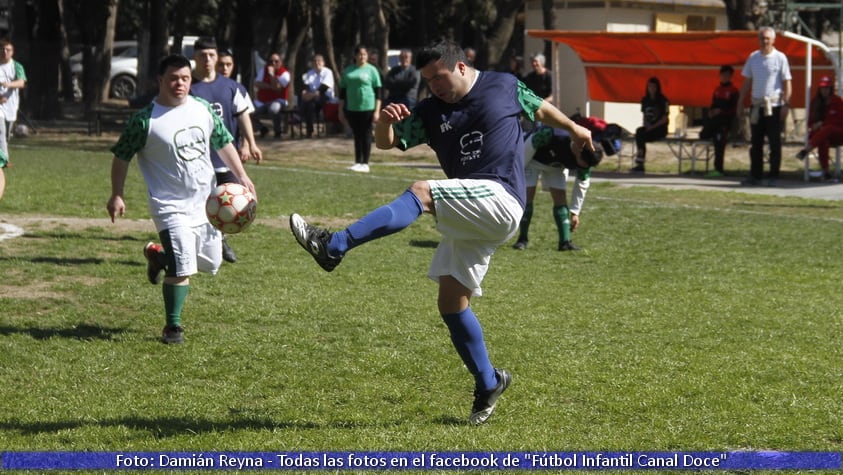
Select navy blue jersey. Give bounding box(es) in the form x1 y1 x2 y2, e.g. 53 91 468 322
394 71 543 208
190 75 250 169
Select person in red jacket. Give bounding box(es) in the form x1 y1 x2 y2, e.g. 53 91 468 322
699 65 740 177
796 76 843 180
253 53 291 139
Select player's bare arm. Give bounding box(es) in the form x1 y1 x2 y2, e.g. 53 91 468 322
107 156 131 222
535 101 594 155
375 102 411 149
218 143 257 199
236 112 262 164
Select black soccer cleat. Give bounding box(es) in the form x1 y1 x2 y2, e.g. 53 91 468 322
161 325 184 344
512 239 528 250
558 240 581 252
469 368 512 425
289 213 343 272
221 237 237 263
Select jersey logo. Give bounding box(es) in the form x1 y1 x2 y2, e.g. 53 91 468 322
439 114 453 133
459 131 483 164
174 126 208 162
211 102 224 119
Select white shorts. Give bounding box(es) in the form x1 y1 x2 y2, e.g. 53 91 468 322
162 223 222 278
427 179 523 297
525 160 569 191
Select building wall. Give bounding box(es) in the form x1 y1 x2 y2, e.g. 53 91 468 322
525 0 728 132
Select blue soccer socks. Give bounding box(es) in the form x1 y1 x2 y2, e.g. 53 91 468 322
442 307 497 391
329 189 424 256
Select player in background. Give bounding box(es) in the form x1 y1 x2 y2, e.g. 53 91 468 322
699 65 739 178
512 126 602 251
0 38 27 201
107 54 256 344
190 36 260 264
289 40 593 424
216 47 263 165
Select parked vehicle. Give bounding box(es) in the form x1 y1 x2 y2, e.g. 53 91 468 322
70 37 197 100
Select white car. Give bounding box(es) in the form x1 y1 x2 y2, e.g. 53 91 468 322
70 37 197 100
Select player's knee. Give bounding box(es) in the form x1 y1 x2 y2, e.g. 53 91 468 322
408 181 433 212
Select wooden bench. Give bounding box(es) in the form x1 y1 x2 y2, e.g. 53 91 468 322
88 106 140 136
618 134 713 175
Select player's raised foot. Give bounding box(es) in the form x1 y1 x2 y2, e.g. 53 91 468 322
221 237 237 263
470 368 511 425
289 213 343 272
558 240 581 252
512 239 528 250
161 325 184 344
143 242 165 284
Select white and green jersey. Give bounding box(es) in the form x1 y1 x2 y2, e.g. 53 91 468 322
0 60 26 121
111 96 233 232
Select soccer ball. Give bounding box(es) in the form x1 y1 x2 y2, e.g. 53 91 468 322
205 183 257 234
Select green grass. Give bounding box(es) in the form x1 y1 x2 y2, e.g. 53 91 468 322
1 133 842 473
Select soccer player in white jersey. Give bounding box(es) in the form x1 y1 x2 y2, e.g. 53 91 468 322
107 54 257 344
0 38 27 200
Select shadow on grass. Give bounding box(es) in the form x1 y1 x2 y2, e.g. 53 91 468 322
408 239 438 249
0 414 452 436
23 231 147 242
0 323 128 341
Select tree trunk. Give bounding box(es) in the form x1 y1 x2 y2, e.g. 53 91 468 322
482 0 524 70
373 0 390 72
318 0 339 82
27 0 63 120
541 0 554 69
234 0 256 93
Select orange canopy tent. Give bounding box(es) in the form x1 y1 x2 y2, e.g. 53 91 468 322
526 30 836 109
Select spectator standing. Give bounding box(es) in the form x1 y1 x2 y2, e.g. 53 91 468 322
338 45 382 173
463 47 477 67
737 26 792 186
289 40 593 425
505 54 524 82
523 52 552 102
299 54 335 138
796 75 843 180
107 54 256 344
254 53 292 139
383 48 420 108
630 77 669 173
0 39 26 200
190 37 260 264
700 65 740 177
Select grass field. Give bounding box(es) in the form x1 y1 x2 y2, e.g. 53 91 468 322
0 131 841 473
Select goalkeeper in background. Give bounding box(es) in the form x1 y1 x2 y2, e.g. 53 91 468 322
512 125 602 251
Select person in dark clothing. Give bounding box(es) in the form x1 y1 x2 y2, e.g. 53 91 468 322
631 77 669 173
700 65 740 177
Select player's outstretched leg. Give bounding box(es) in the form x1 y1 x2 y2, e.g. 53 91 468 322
289 213 343 272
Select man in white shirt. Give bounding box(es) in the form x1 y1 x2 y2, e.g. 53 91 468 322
299 54 335 138
737 26 792 186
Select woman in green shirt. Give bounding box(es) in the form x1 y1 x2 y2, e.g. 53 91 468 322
339 45 382 173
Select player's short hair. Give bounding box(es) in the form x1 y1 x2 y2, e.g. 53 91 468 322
719 64 734 74
194 36 217 51
218 47 234 58
531 52 546 66
416 40 466 71
157 54 192 76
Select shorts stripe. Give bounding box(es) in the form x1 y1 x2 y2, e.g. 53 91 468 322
431 183 496 200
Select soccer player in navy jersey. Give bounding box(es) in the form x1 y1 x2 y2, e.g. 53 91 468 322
190 37 261 263
290 40 593 424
